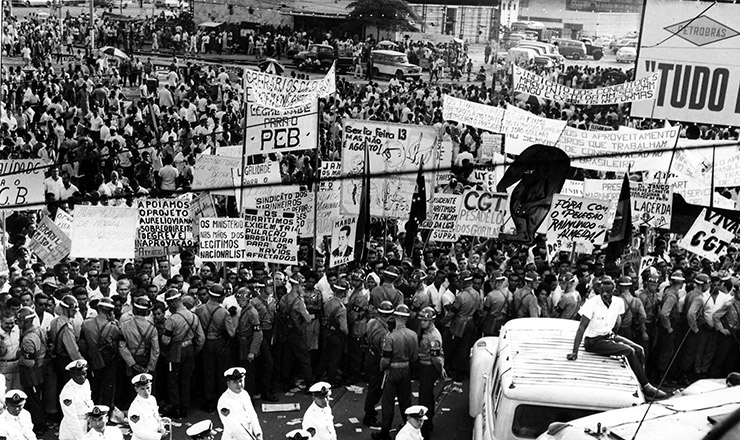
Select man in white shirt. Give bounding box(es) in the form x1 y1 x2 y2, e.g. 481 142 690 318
43 166 64 201
567 276 667 399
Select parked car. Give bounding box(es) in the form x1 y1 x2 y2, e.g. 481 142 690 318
11 0 49 6
292 43 353 73
579 38 604 60
616 43 637 63
470 319 644 440
610 37 638 54
154 0 182 8
551 38 587 60
518 41 564 65
370 50 422 79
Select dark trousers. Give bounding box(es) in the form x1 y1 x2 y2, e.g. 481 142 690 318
317 330 346 384
202 339 227 403
584 334 648 386
22 382 45 430
363 352 382 421
419 364 440 439
448 322 478 375
710 332 740 378
89 358 118 408
347 335 366 380
240 357 257 395
381 367 412 436
168 346 195 408
679 329 701 374
281 331 312 385
695 326 718 374
42 362 57 416
654 325 677 376
257 330 275 397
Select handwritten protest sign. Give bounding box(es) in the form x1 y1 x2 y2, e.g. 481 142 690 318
340 121 449 218
315 162 342 236
54 210 73 238
454 190 507 238
546 194 610 253
246 88 319 154
245 188 314 237
329 216 357 268
630 182 673 228
70 206 138 259
198 218 247 261
421 195 462 232
29 216 71 267
135 199 194 258
442 94 504 133
500 105 567 152
679 209 738 262
560 180 584 197
217 145 243 157
0 159 46 210
513 65 661 105
243 208 298 265
584 179 621 226
244 63 335 110
190 192 216 237
193 155 243 196
469 165 500 192
479 133 504 163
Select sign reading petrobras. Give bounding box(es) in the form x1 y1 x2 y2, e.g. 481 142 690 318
513 65 660 105
632 0 740 125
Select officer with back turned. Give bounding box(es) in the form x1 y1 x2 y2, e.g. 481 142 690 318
362 301 394 428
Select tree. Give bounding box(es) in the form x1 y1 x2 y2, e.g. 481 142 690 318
347 0 420 33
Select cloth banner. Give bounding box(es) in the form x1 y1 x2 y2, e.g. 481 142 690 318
192 155 243 196
441 94 504 133
135 198 194 258
198 218 247 261
0 160 46 210
678 208 738 262
70 206 138 259
29 216 71 267
630 182 673 228
513 65 660 105
329 216 358 268
560 180 584 197
243 208 298 265
244 63 335 110
316 162 342 236
546 194 610 253
500 105 567 150
583 179 622 227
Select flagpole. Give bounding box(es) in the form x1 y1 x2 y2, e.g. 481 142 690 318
710 145 716 208
240 68 249 214
312 97 320 271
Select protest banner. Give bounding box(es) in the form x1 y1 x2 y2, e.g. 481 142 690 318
54 210 73 238
244 63 335 110
29 216 71 267
431 229 458 242
70 206 138 259
441 94 504 133
0 159 46 210
500 105 567 153
454 190 507 238
584 179 622 226
135 199 194 258
513 65 660 105
233 161 282 187
246 88 319 154
630 182 673 228
340 121 449 218
329 216 358 268
421 194 462 232
469 164 499 192
192 155 243 196
216 145 243 157
479 133 504 163
546 194 610 253
190 192 217 236
588 122 615 131
639 256 658 279
245 188 314 237
678 209 738 262
243 208 298 265
314 162 342 236
560 180 584 197
198 217 248 261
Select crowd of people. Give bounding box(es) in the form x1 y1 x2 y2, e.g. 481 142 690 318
0 6 740 440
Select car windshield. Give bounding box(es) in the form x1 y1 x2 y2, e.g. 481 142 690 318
512 404 599 439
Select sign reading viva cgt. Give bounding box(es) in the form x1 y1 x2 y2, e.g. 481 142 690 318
632 1 740 125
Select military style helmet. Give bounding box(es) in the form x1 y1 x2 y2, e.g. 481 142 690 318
378 301 394 315
418 306 436 321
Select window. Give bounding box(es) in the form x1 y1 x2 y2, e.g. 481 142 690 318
512 405 600 439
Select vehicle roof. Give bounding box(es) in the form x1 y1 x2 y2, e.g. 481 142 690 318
498 319 643 408
309 44 333 48
371 49 406 55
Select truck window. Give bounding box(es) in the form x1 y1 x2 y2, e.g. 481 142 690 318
512 405 600 439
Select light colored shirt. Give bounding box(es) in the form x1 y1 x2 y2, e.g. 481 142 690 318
578 295 625 338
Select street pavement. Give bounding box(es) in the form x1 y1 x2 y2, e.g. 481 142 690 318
40 377 472 439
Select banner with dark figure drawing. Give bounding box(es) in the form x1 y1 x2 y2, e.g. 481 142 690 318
496 144 571 244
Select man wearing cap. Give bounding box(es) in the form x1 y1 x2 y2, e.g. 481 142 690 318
302 381 336 440
397 405 428 440
276 281 313 392
408 270 432 336
162 288 205 418
186 420 217 440
346 270 370 382
128 373 166 440
317 280 348 386
285 429 311 440
442 270 479 379
553 272 580 321
614 276 647 344
79 297 122 408
1 390 35 440
81 405 123 440
480 270 510 337
49 295 84 385
512 271 539 318
694 273 730 380
363 300 394 427
711 280 740 377
194 284 236 413
678 273 710 382
218 367 262 440
233 287 263 397
59 359 94 440
655 271 683 381
374 304 419 440
567 276 668 399
17 307 46 435
417 307 444 439
369 266 404 314
249 280 278 402
118 297 160 393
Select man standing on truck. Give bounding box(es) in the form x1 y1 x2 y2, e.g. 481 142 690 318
566 276 669 400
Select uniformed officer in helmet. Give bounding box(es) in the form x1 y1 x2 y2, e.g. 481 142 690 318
362 300 394 427
81 405 124 440
417 307 445 439
317 280 348 385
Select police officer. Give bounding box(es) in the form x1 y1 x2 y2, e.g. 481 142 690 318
162 289 205 419
233 287 263 396
346 270 370 382
118 298 159 391
81 405 123 440
655 271 683 381
396 405 428 440
417 307 444 439
679 273 710 382
217 367 262 440
285 429 311 440
59 359 94 440
194 284 235 413
276 282 313 391
318 280 348 385
79 297 122 408
711 280 740 377
128 373 166 440
186 420 217 440
442 270 479 379
637 273 661 365
16 307 45 435
373 304 419 440
49 295 83 385
1 390 35 440
369 266 404 313
362 300 393 427
512 271 539 318
615 276 647 344
408 270 432 336
250 281 278 402
480 270 509 336
302 381 336 440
